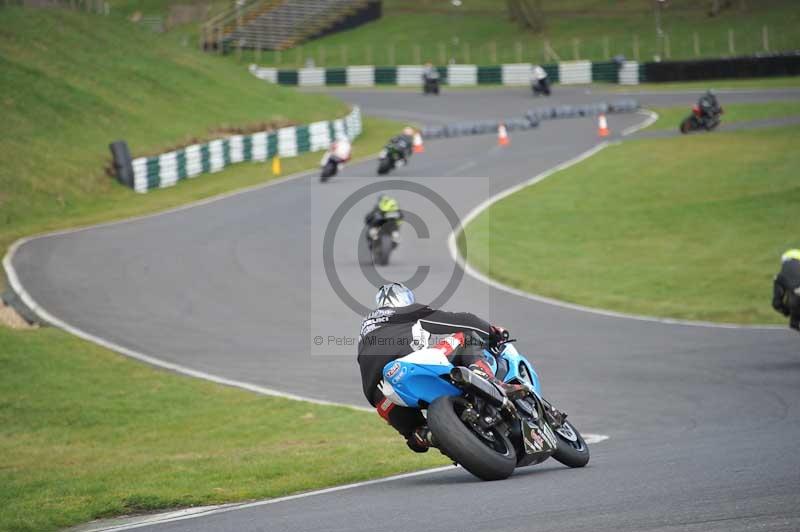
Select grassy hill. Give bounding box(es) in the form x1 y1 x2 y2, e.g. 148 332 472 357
240 0 800 67
463 119 800 324
0 6 352 266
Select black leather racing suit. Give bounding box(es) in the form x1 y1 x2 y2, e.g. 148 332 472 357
773 257 800 331
387 134 413 163
357 303 493 438
698 94 721 125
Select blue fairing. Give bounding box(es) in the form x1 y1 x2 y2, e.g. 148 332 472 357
486 343 542 397
383 343 542 408
383 359 461 407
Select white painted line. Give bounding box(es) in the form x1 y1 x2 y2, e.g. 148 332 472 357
584 434 609 444
76 430 610 532
78 466 456 531
621 109 659 136
447 129 782 331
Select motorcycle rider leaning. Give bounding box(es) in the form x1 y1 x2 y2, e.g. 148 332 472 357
357 282 528 453
772 249 800 332
364 195 403 249
385 127 414 166
698 89 721 125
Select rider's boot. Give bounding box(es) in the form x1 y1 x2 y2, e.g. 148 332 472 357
406 426 437 453
540 398 568 427
468 361 529 401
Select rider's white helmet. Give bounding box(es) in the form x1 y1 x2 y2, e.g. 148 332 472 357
375 282 415 308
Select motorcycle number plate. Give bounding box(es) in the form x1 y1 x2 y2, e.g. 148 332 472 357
522 421 555 455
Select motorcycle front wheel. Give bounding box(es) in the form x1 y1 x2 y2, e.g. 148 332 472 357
679 116 693 134
551 420 590 468
428 395 517 481
320 161 337 181
377 157 393 175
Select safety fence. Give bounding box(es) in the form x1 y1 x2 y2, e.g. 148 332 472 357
249 61 641 86
129 106 361 193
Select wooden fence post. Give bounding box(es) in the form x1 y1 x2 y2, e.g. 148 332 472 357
762 25 769 52
572 38 580 60
603 35 610 59
728 28 735 55
633 34 639 61
693 32 700 57
413 44 421 64
388 43 395 65
437 42 445 64
255 44 261 63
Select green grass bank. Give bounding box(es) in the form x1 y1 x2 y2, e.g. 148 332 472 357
0 7 402 287
647 100 800 131
0 326 447 532
462 121 799 324
237 0 800 67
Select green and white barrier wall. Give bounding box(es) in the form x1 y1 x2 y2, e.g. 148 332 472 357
249 61 641 87
130 106 362 193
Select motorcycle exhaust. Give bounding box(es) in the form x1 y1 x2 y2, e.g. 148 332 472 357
449 367 509 410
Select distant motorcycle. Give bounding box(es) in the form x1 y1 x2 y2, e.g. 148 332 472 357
320 139 351 182
532 77 551 96
423 68 440 95
377 144 407 175
367 213 401 266
680 105 723 133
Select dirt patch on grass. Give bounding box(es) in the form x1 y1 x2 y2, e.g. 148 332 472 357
0 303 35 329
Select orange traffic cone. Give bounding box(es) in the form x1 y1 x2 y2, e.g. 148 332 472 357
497 123 510 146
412 131 425 153
598 114 610 137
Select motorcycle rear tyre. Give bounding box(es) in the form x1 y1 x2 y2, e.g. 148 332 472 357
377 157 393 175
428 395 517 481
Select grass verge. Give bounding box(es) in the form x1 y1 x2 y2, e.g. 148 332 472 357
647 100 800 131
615 76 800 91
0 7 402 288
462 123 800 324
235 0 800 66
0 326 447 532
0 6 346 256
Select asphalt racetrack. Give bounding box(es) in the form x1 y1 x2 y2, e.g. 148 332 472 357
9 86 800 531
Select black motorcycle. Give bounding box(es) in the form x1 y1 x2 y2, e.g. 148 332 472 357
319 152 341 182
377 144 407 175
424 76 440 95
680 104 723 134
367 216 400 266
532 77 551 96
423 70 440 95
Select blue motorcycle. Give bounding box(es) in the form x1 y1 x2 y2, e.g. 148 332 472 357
380 332 589 480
